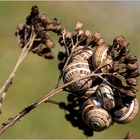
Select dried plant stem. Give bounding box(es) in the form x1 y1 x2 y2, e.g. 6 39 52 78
0 31 36 111
0 71 109 135
0 63 123 135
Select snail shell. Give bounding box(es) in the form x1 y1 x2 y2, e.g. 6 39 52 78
63 62 92 93
85 85 98 97
112 98 139 124
95 83 116 111
70 46 93 63
92 44 112 72
82 98 113 131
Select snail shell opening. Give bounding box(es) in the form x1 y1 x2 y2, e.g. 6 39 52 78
63 62 92 93
112 98 139 124
82 98 113 131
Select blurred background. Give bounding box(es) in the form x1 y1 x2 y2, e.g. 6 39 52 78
0 1 140 139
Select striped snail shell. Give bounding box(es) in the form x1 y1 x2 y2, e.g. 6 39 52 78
63 62 92 93
70 46 93 63
82 98 113 131
112 98 139 124
95 83 116 111
85 85 98 97
92 44 112 72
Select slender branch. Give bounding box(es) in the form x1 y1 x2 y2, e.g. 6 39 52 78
46 99 59 105
0 71 108 135
0 30 36 111
0 58 123 135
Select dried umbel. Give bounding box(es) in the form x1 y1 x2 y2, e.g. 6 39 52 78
15 5 63 59
92 32 105 46
95 83 116 111
106 36 139 101
81 98 113 131
112 98 139 124
63 62 92 93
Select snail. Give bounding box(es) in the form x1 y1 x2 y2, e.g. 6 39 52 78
112 98 139 124
95 83 116 111
70 46 93 63
63 62 92 93
82 98 113 131
85 85 99 97
92 44 113 72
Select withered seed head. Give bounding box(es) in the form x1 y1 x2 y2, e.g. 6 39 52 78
126 63 138 71
92 32 102 42
92 32 105 46
16 5 64 59
85 30 92 38
113 35 128 48
78 29 85 36
31 5 39 15
75 22 83 31
125 90 136 98
124 55 137 64
126 78 137 86
125 69 140 78
122 86 136 98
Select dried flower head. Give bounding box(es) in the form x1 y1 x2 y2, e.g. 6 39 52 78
15 5 63 59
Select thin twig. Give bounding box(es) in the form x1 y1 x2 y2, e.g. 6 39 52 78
0 71 108 135
0 61 124 135
0 30 36 111
62 31 69 56
46 99 59 105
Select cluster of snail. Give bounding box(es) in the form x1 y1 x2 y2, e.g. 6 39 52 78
57 22 139 131
16 5 139 133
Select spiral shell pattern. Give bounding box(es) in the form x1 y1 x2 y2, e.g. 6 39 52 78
95 83 116 111
82 98 113 131
63 62 92 93
71 46 93 63
113 98 139 124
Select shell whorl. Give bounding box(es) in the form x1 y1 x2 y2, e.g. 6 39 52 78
95 83 116 111
70 46 93 63
92 44 112 72
112 98 139 124
82 98 113 131
63 62 92 93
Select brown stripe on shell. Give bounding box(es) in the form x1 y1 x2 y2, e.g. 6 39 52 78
81 98 113 131
95 83 115 111
92 44 112 72
112 98 139 124
63 62 92 93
